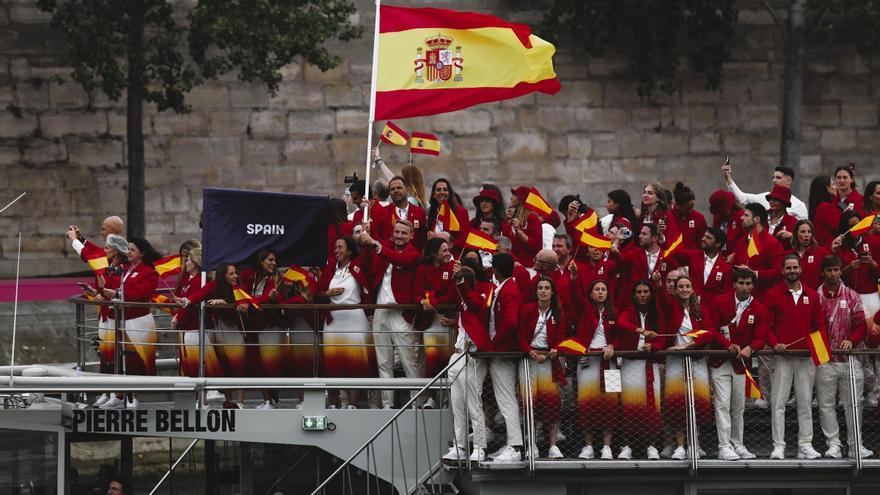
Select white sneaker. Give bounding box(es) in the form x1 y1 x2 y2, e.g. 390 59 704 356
734 445 756 460
718 446 740 461
345 405 356 410
92 393 110 407
671 446 687 460
256 400 277 410
825 444 843 459
126 398 139 409
646 446 660 460
526 446 539 459
206 390 224 403
600 445 613 460
660 444 675 458
547 445 563 459
578 445 594 459
753 398 769 409
617 446 632 460
100 396 124 409
470 448 486 462
488 446 505 459
855 445 874 459
797 444 821 460
382 403 393 410
294 402 304 410
556 431 567 442
423 398 437 409
493 445 522 463
442 446 468 461
770 446 785 459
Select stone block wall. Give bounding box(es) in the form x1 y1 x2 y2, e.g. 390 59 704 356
0 0 878 277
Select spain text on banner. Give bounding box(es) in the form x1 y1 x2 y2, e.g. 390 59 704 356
375 4 560 120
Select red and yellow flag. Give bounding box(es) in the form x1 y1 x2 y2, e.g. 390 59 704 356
81 241 109 275
439 200 461 232
410 132 441 155
523 187 553 217
747 234 761 259
572 211 598 232
485 285 495 308
379 121 409 145
232 286 260 309
283 266 310 286
153 255 181 279
808 330 831 366
684 329 708 339
744 368 763 399
578 230 612 250
557 338 588 355
848 214 876 237
662 233 684 258
151 293 174 315
375 5 560 120
463 230 498 252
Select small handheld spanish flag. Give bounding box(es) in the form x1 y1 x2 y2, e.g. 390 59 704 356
485 285 495 309
463 230 498 252
150 293 174 315
232 285 260 309
557 338 588 355
578 230 612 250
410 132 441 156
282 265 310 286
523 187 553 217
746 234 761 259
379 121 409 146
662 233 684 258
744 367 763 399
572 211 598 232
81 241 109 275
153 255 181 279
848 214 876 238
808 329 831 366
684 329 708 339
439 200 462 232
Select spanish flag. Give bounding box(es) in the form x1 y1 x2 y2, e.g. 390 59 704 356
438 200 461 232
746 234 761 259
375 5 560 120
662 233 684 258
463 229 498 252
578 230 612 250
232 286 260 309
557 338 587 355
684 329 708 339
572 211 598 232
808 329 831 366
379 121 409 146
410 132 441 155
848 214 875 237
523 187 553 217
283 265 310 287
485 285 495 309
153 255 181 279
150 293 174 315
80 241 109 275
744 368 763 399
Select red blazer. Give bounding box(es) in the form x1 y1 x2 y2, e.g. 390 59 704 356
672 207 708 251
428 203 471 255
669 248 732 300
643 209 681 249
174 272 204 330
768 213 798 242
836 235 880 295
97 261 123 323
238 268 281 329
812 192 865 248
716 209 746 257
512 264 533 301
121 261 159 319
491 278 521 351
413 261 458 330
179 280 243 331
655 287 715 347
519 302 567 383
786 246 831 291
732 228 784 298
705 294 768 372
457 279 494 351
764 283 826 351
373 202 427 251
616 307 667 351
362 240 420 320
570 302 618 351
508 212 543 267
279 270 321 329
616 247 679 309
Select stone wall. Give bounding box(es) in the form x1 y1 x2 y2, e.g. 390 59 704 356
1 0 879 277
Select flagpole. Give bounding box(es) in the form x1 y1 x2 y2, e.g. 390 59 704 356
363 0 382 224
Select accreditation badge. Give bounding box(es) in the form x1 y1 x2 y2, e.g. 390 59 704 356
715 271 723 281
748 315 755 324
688 220 695 228
442 271 449 280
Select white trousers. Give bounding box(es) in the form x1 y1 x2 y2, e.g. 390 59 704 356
816 360 863 448
373 309 424 406
770 356 815 448
711 362 746 450
490 358 523 447
449 352 488 449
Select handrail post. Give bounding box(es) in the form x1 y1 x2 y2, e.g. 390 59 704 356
848 355 862 474
75 301 85 370
684 355 698 474
522 356 535 474
113 301 122 376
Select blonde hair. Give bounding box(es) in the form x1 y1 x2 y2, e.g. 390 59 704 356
401 165 426 207
188 247 202 269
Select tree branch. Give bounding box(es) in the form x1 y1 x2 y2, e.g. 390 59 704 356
806 8 827 34
760 0 785 29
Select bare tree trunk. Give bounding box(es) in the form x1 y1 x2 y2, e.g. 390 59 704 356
780 0 806 195
126 0 146 239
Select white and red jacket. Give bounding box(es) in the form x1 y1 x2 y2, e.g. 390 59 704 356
362 239 420 321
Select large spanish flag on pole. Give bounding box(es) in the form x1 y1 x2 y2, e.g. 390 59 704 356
374 4 561 120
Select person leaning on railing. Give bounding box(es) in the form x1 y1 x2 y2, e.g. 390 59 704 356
615 280 665 460
442 259 494 463
171 247 223 379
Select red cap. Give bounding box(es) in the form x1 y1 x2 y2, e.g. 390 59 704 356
709 190 736 227
511 186 531 201
473 187 502 209
765 184 792 207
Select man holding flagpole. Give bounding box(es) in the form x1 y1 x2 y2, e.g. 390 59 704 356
764 255 826 460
